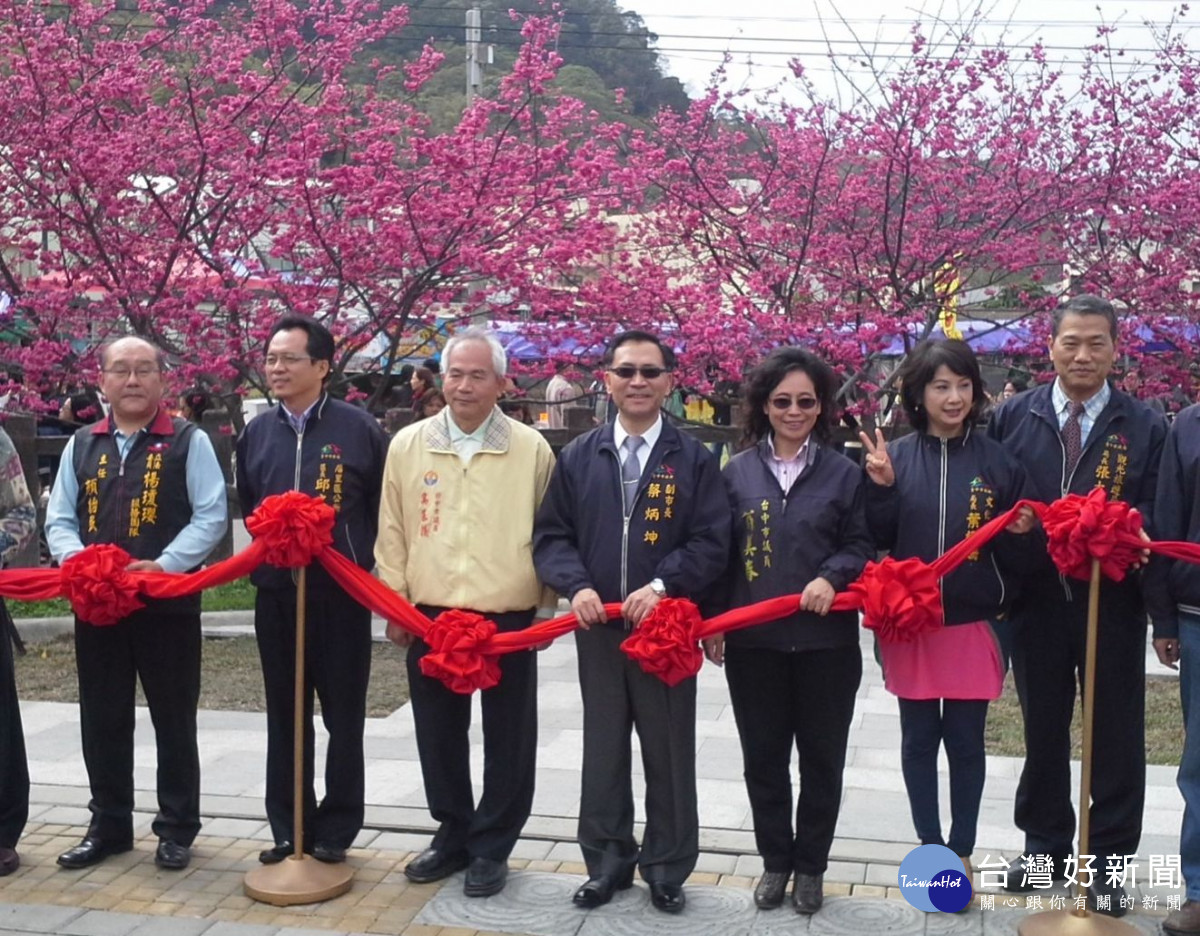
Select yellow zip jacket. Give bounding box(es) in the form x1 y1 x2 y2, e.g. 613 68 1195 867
375 408 556 613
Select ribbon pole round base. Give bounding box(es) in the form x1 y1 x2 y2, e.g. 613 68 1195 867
1017 907 1138 936
244 856 354 906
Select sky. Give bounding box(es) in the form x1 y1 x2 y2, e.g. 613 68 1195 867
624 0 1192 102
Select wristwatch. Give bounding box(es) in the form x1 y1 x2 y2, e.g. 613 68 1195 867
649 578 667 597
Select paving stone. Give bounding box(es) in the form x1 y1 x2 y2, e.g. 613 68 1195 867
808 898 923 935
415 871 584 936
59 912 157 936
0 906 86 934
127 919 214 936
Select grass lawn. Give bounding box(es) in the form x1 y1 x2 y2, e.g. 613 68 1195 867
7 577 257 619
985 672 1184 766
14 634 409 716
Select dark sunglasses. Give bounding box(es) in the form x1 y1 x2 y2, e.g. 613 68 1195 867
608 365 670 380
769 395 820 411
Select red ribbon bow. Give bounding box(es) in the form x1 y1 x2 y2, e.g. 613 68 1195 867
1038 488 1143 582
61 544 145 626
850 556 943 643
245 491 336 568
418 610 502 694
620 598 705 686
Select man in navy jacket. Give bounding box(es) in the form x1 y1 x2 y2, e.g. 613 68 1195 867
988 294 1167 916
534 331 730 914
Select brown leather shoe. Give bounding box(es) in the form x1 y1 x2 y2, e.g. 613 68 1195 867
1165 899 1200 935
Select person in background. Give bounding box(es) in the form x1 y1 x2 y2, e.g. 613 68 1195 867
1001 377 1028 401
46 337 228 872
707 347 873 915
59 391 103 427
0 426 39 876
236 315 388 867
410 367 437 415
534 330 730 915
419 390 446 420
179 389 212 425
545 364 581 430
861 340 1034 901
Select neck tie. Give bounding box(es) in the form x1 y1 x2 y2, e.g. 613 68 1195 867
1063 400 1086 475
621 435 644 515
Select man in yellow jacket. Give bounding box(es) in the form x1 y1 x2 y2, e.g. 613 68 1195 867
376 327 555 899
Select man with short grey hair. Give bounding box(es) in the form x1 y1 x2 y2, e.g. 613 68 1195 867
376 327 555 898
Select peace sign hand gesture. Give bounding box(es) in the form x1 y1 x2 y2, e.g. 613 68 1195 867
859 428 895 487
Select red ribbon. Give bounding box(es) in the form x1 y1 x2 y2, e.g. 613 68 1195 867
620 598 705 686
244 491 336 568
849 556 944 643
1036 488 1144 582
418 609 502 693
60 544 145 626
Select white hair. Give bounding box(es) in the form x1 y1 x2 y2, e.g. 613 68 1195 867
442 326 508 378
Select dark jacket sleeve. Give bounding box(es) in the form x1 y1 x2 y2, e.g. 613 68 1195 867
990 454 1041 578
365 418 389 530
532 452 595 600
1136 409 1170 536
816 473 873 592
863 477 900 550
654 446 732 597
1146 419 1185 638
234 426 257 516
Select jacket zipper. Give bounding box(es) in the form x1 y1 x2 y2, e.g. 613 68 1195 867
938 437 948 555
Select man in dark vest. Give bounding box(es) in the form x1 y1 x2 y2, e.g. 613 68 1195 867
46 336 228 871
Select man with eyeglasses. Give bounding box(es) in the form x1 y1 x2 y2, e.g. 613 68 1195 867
533 330 730 914
375 327 555 898
235 315 388 866
46 336 228 871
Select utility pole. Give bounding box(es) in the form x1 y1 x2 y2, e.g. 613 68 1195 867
465 7 482 104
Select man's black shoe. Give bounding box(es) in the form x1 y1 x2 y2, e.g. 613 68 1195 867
404 847 469 884
258 842 296 864
572 869 635 908
754 870 790 910
1001 856 1067 893
154 840 190 870
649 881 685 914
312 843 347 864
1089 877 1129 917
57 836 133 870
792 873 823 914
0 847 19 877
463 857 507 897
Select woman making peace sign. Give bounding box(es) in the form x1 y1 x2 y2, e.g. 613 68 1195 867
861 340 1035 895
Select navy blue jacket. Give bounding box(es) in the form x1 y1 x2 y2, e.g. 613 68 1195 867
236 394 388 593
1147 404 1200 638
865 427 1031 626
532 420 731 626
721 440 872 651
987 382 1166 618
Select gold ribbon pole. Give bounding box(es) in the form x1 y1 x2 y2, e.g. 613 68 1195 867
1019 559 1135 935
244 566 354 905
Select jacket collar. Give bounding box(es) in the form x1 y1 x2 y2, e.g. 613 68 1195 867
918 423 972 450
91 405 175 436
425 407 512 454
598 416 682 455
272 392 329 426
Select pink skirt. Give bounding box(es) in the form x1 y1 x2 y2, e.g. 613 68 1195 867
878 620 1003 700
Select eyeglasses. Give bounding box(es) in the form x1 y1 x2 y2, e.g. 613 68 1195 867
769 395 820 411
103 366 159 380
608 365 670 380
264 353 314 368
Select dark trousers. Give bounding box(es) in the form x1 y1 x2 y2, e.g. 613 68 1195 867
1011 599 1146 859
74 607 201 845
898 698 989 857
576 624 698 885
408 606 537 862
0 608 28 849
255 587 372 849
725 645 861 876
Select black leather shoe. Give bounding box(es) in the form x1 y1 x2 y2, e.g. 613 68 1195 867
57 836 133 870
0 847 19 877
793 872 823 915
572 869 635 908
312 843 347 864
754 870 790 910
258 841 296 864
1089 877 1129 917
464 856 507 897
154 840 190 870
404 847 469 884
649 881 685 914
1001 856 1067 893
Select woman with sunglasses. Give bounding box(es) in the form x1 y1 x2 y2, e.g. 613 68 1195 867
859 339 1034 897
706 347 873 915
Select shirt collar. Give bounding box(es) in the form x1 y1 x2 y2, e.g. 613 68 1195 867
282 397 321 433
613 414 663 455
1051 378 1110 419
447 408 495 444
767 432 814 465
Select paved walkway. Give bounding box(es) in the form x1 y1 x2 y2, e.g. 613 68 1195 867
1 614 1186 936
